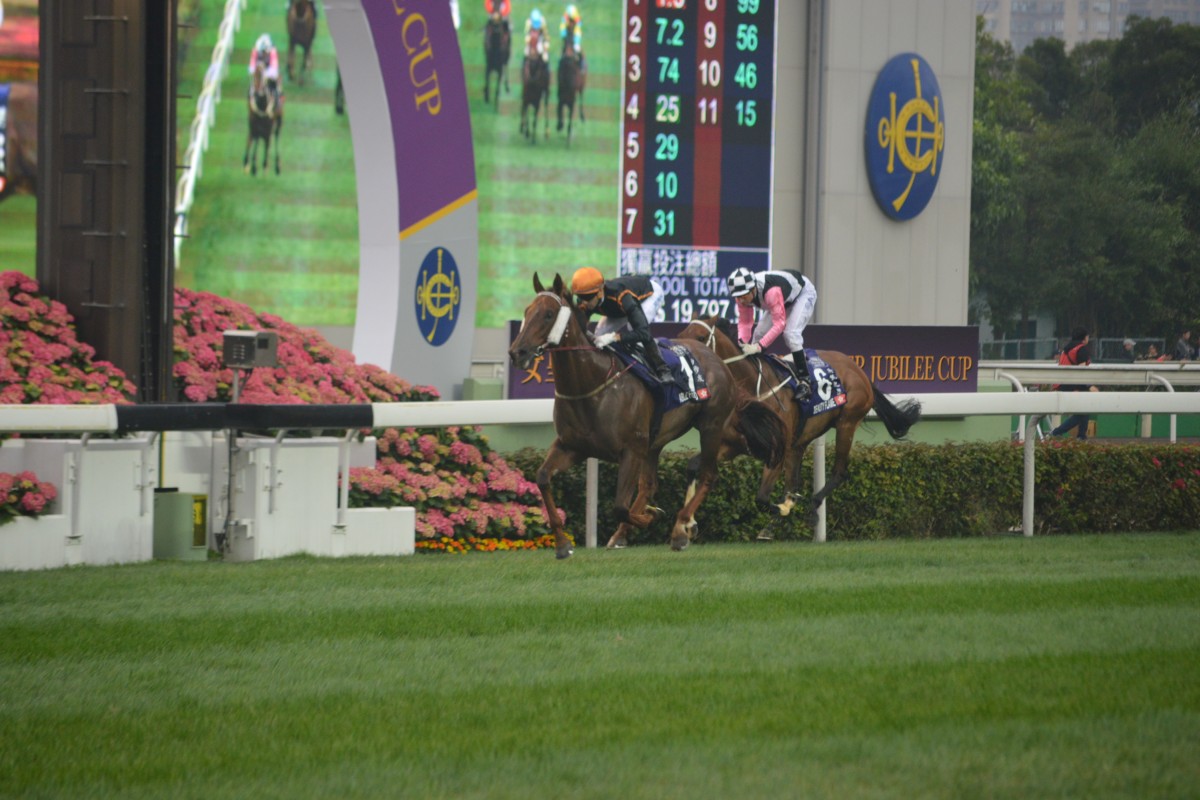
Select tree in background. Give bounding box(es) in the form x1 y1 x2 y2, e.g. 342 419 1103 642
970 15 1200 345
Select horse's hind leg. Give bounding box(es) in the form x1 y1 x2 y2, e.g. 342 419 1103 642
807 424 857 526
608 450 658 549
674 438 721 551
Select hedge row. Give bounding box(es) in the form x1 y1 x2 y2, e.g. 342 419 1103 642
506 440 1200 544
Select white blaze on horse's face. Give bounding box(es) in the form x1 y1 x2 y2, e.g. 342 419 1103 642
544 293 571 346
521 292 571 353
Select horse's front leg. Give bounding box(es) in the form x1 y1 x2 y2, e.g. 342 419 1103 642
535 440 582 559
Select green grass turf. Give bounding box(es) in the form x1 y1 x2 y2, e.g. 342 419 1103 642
175 0 626 329
2 534 1198 798
0 194 37 276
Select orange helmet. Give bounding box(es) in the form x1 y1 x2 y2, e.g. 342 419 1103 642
570 267 604 296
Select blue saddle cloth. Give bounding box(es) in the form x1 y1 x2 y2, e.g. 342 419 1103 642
765 350 848 417
611 339 710 413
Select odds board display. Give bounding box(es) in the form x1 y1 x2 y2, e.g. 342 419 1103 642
618 0 777 322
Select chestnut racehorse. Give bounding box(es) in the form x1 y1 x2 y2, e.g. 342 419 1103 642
678 315 921 534
286 0 317 87
244 63 282 176
509 274 785 559
483 13 511 109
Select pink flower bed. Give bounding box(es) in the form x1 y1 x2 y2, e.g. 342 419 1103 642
0 471 58 525
1 271 556 550
0 271 136 404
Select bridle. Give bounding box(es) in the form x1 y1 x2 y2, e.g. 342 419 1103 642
519 291 632 400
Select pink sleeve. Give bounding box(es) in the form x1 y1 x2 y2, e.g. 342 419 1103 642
736 302 755 345
269 50 280 72
249 50 259 73
754 286 788 348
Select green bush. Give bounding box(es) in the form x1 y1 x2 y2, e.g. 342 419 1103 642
507 440 1200 542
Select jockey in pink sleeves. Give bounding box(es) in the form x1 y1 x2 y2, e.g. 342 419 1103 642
727 267 818 398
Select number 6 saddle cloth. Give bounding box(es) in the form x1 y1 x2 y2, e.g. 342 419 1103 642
765 350 848 417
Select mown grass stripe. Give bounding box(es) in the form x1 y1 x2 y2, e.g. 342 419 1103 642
0 535 1197 796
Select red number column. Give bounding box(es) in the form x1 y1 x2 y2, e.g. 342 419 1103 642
692 0 723 247
620 1 649 247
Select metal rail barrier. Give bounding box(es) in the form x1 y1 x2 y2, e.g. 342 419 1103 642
1 384 1197 545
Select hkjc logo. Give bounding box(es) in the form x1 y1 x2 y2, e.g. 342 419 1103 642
865 53 945 221
414 246 461 346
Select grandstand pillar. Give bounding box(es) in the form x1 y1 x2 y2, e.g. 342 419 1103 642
36 1 177 402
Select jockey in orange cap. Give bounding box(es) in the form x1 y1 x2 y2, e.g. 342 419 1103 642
571 267 673 383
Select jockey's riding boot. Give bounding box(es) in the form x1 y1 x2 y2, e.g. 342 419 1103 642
643 342 674 383
791 350 812 401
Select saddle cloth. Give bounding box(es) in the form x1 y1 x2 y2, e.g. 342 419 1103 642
611 339 709 413
765 350 848 417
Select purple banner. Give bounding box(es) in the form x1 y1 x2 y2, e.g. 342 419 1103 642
359 1 476 234
508 322 979 399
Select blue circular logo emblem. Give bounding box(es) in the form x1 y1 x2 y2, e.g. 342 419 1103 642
865 53 946 221
414 247 461 346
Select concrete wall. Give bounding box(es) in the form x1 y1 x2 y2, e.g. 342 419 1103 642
802 0 975 329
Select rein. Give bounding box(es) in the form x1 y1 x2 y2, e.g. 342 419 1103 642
687 319 790 403
554 361 633 400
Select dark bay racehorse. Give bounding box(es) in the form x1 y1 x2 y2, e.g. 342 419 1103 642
555 40 585 145
244 63 282 176
483 13 511 110
509 274 786 558
679 315 921 533
0 82 37 201
286 0 317 87
519 55 550 143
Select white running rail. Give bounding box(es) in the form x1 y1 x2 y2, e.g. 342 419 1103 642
173 0 246 269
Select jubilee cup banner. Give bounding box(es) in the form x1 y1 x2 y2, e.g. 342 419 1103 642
508 322 979 399
327 1 479 399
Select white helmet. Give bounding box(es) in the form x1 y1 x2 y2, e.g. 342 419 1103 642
727 268 756 297
255 33 273 54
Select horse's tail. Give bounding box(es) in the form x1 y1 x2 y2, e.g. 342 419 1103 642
734 397 787 469
871 385 922 440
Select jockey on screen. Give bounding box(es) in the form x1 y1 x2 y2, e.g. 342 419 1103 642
560 4 583 55
485 0 511 38
249 33 283 111
571 267 674 384
727 267 818 399
524 8 549 63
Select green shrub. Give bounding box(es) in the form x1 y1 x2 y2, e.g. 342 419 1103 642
508 441 1200 542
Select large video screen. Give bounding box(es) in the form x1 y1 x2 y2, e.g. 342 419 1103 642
0 0 38 274
175 0 631 331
